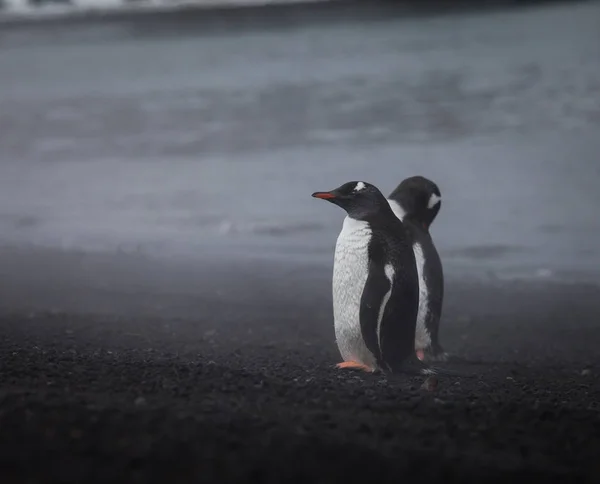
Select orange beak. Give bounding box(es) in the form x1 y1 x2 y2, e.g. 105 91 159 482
311 191 336 199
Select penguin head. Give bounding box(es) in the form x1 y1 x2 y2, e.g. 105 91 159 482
312 181 390 220
388 176 441 229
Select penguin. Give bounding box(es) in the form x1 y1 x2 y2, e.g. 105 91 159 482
312 180 430 375
387 176 447 362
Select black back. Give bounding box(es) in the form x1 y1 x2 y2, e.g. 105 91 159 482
388 176 445 358
403 219 445 356
360 219 420 372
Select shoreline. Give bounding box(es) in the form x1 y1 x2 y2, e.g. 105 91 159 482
0 0 585 28
1 243 599 320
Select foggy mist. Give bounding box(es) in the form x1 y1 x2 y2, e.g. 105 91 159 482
1 0 600 296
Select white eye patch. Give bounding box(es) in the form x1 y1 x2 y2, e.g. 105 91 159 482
427 193 441 209
354 182 366 192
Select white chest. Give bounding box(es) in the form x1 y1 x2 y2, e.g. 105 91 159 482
413 242 432 349
331 216 374 364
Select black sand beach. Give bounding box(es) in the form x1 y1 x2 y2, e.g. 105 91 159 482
1 251 600 483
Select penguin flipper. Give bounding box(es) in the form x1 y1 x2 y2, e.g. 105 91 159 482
359 259 392 365
378 273 420 373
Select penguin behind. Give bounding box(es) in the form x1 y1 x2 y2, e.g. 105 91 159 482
311 181 421 374
387 176 447 362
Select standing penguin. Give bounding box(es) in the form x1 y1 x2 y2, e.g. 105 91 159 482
312 181 425 374
387 176 447 362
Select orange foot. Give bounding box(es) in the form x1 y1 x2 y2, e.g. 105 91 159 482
416 349 426 361
335 361 375 372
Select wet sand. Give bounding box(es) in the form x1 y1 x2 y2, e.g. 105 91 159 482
1 250 600 483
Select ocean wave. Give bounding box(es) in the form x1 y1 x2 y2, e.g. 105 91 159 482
0 0 323 21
